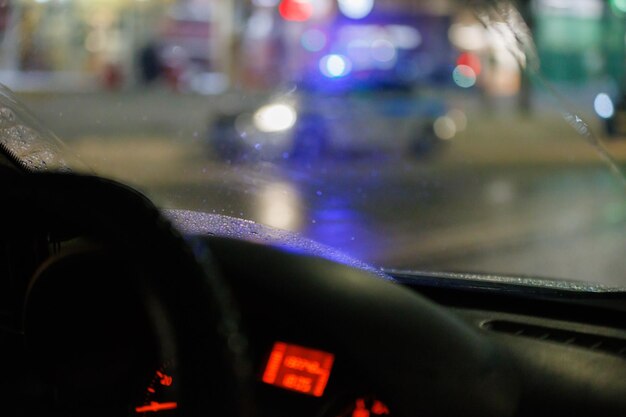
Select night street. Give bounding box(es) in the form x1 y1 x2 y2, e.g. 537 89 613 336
16 90 626 286
3 2 626 415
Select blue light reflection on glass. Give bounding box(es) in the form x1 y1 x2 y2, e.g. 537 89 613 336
304 193 385 266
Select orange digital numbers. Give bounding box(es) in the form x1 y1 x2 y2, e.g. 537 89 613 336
261 342 335 397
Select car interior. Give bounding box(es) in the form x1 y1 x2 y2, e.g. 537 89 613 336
2 131 626 417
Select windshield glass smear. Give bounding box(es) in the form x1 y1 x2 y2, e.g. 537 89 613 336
2 0 626 288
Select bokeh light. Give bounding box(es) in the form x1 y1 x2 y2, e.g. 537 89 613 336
594 93 614 119
448 23 486 51
247 10 274 39
301 29 327 52
337 0 375 19
254 103 298 132
452 65 477 88
433 116 456 140
371 39 397 63
456 52 481 76
319 54 352 78
279 0 313 22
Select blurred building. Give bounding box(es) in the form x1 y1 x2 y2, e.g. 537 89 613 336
533 0 625 86
1 0 620 99
0 0 239 92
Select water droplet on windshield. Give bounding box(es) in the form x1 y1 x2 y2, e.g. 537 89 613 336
0 107 16 128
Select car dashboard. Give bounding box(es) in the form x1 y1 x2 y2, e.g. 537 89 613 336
2 171 626 417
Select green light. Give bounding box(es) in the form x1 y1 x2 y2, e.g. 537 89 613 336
611 0 626 13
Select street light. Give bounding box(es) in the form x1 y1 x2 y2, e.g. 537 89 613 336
279 0 313 22
337 0 374 20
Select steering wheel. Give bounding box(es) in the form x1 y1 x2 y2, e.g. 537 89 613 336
2 171 254 417
4 170 522 417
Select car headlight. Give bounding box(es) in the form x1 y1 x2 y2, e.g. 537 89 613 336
253 103 298 133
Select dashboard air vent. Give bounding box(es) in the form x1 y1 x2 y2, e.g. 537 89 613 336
481 320 626 358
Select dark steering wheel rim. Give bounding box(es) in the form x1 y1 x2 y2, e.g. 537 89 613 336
3 171 254 417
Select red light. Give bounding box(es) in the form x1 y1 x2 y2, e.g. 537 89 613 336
135 401 178 413
262 342 335 397
279 0 313 22
156 370 173 387
456 52 481 76
371 400 390 415
353 398 370 417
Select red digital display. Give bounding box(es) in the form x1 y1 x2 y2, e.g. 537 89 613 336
261 342 335 397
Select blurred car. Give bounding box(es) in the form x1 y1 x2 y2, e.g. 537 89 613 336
208 90 448 162
210 6 453 162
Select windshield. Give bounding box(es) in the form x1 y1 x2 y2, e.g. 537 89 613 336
1 0 626 288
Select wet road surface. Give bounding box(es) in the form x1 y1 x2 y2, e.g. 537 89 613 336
17 90 626 287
